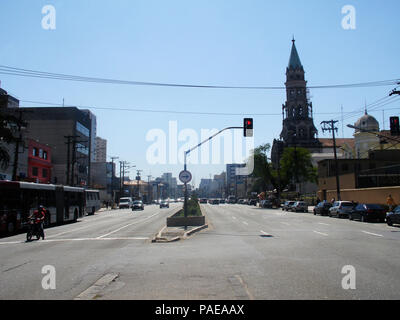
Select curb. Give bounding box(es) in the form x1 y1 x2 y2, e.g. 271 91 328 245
183 224 208 238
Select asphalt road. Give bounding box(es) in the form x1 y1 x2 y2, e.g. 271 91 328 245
0 203 399 300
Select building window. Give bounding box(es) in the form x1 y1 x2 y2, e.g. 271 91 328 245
42 168 48 178
43 151 48 160
32 167 38 176
39 149 43 158
33 148 38 157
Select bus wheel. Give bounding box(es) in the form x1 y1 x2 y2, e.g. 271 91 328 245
91 207 95 215
7 222 15 234
74 209 78 221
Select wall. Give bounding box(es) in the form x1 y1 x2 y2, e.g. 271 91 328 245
318 186 400 205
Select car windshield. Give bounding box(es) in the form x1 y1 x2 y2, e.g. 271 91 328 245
120 199 130 203
133 201 142 204
341 202 353 207
365 204 383 209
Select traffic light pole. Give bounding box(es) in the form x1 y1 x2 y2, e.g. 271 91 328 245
183 126 244 229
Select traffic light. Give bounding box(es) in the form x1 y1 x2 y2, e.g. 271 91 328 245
390 116 400 136
244 118 253 137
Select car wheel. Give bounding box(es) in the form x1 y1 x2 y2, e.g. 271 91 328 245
387 218 393 226
349 214 353 221
314 211 316 215
361 215 366 223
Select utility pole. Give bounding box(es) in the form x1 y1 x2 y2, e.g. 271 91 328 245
136 169 143 199
321 120 341 201
147 175 152 204
110 156 119 206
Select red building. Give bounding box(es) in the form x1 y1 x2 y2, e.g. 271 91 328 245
27 139 53 184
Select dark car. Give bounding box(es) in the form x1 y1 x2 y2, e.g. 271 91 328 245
209 199 219 205
219 199 226 204
248 199 257 206
387 206 400 226
132 200 144 211
349 203 386 222
199 198 208 204
282 201 296 211
260 200 273 208
160 200 169 208
313 201 332 216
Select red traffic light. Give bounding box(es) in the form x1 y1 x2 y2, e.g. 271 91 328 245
244 118 253 137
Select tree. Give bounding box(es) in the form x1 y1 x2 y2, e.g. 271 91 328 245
249 144 317 194
280 147 317 185
0 110 24 170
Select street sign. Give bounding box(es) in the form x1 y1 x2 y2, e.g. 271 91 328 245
179 170 192 183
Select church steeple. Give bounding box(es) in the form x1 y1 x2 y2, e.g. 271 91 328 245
279 39 321 150
288 38 303 70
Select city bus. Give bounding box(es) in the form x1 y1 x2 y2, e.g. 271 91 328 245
85 189 101 215
0 181 85 235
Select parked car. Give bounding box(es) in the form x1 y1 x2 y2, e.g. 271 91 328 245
248 199 257 206
160 200 169 208
329 201 355 218
282 201 296 211
209 199 219 205
313 201 332 216
219 199 226 204
132 200 144 211
227 196 237 204
238 199 245 204
386 206 400 226
199 198 208 204
348 203 386 222
119 197 133 209
260 200 273 208
291 201 308 213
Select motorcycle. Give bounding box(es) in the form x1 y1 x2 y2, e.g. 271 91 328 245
26 218 44 241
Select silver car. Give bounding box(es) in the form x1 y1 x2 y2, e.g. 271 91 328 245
329 201 355 218
291 201 308 213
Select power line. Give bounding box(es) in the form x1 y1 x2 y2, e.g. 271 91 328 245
0 64 398 90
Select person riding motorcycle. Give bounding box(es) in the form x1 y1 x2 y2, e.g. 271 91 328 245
28 205 46 240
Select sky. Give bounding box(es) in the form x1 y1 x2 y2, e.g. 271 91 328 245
0 0 399 187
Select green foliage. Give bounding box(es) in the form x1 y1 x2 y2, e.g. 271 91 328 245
250 144 317 193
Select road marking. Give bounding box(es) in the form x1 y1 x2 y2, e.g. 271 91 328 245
242 221 249 226
0 237 149 246
317 222 330 226
362 231 383 238
281 222 290 226
96 212 161 238
232 216 237 220
235 275 255 300
74 273 119 300
313 231 328 236
260 230 271 236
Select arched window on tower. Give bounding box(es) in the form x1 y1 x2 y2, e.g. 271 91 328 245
299 127 306 139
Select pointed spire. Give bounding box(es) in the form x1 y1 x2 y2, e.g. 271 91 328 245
288 37 303 70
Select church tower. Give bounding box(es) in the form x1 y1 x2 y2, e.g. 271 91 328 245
279 39 321 151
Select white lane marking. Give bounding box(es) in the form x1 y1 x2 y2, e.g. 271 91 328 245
260 230 270 236
242 221 249 226
362 231 383 238
281 222 290 226
0 237 149 246
232 216 237 220
96 212 161 239
317 222 330 226
313 231 328 236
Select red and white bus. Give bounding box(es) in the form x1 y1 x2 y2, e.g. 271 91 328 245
0 181 89 235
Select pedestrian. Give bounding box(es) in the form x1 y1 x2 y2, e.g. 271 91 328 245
387 194 396 212
331 197 335 204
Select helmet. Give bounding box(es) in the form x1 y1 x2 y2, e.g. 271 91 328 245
39 205 44 209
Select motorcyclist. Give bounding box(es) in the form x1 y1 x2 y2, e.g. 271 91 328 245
28 205 46 240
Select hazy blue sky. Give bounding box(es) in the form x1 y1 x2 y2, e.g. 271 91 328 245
1 0 399 186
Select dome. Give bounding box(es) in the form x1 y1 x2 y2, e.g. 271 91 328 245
354 112 379 133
